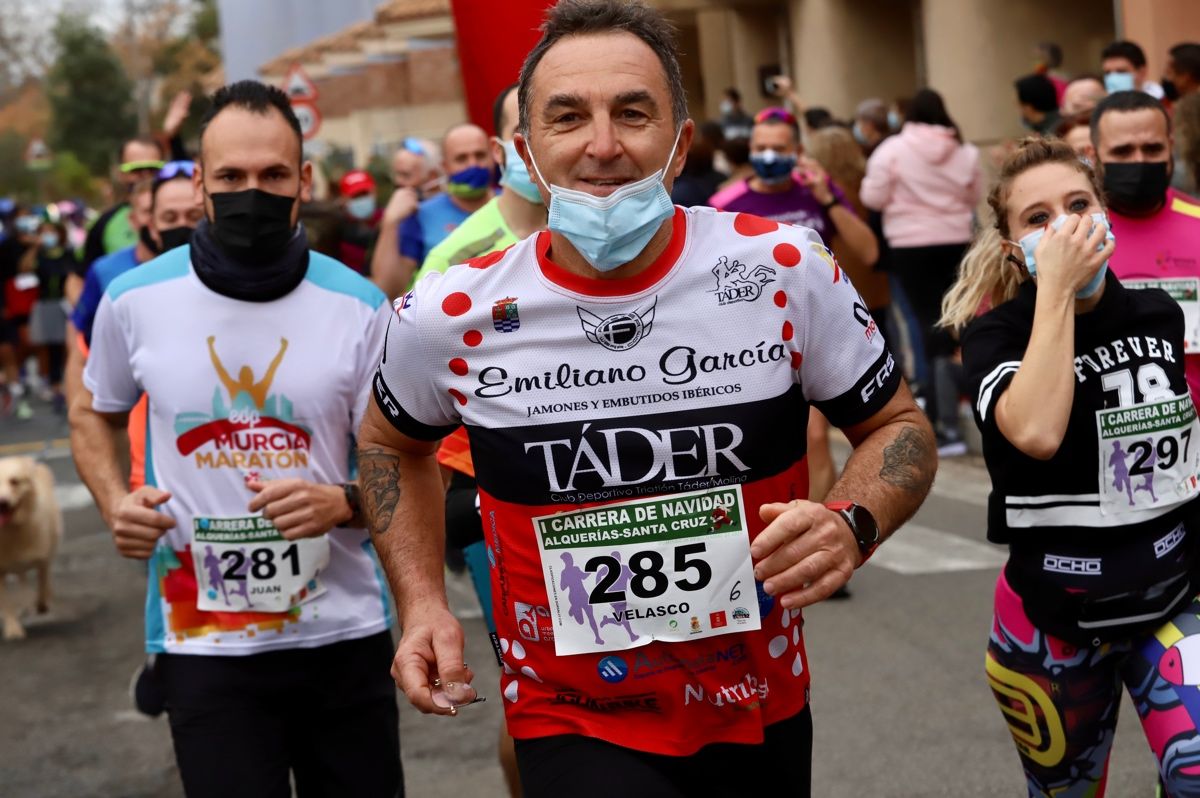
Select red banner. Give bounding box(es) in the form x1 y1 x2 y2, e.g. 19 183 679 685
449 0 551 135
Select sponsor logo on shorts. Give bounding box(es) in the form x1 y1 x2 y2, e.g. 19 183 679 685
683 673 769 709
552 689 661 714
1043 554 1103 575
1155 524 1187 559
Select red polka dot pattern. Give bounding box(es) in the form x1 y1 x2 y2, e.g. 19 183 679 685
773 291 786 308
781 321 794 341
442 292 471 317
463 330 483 347
773 243 801 267
791 351 803 369
448 388 468 406
733 213 779 237
466 250 505 269
449 358 468 376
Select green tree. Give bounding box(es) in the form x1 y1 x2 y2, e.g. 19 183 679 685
0 130 37 200
45 15 136 176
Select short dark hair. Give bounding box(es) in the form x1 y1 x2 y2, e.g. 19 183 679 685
724 87 740 103
120 137 165 163
200 80 302 158
803 107 834 131
517 0 687 136
1102 40 1147 69
492 82 519 138
1090 90 1172 145
1170 42 1200 81
1038 42 1063 69
1014 74 1059 113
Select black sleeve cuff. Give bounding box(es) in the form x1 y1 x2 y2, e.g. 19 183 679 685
812 348 902 429
372 370 459 442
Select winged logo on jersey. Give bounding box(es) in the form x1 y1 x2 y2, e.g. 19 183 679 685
577 298 656 351
710 255 776 306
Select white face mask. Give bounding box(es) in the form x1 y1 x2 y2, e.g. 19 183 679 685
527 127 682 272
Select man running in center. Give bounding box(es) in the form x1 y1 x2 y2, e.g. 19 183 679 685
358 2 936 796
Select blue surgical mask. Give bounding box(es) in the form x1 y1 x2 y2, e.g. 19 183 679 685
887 110 901 131
749 149 797 184
852 121 868 146
1104 71 1136 93
347 195 376 220
446 165 492 199
527 127 681 272
40 232 59 250
1012 212 1115 299
500 140 543 205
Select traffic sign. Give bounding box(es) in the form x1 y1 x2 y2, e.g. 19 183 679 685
25 138 51 171
283 64 319 102
291 100 322 141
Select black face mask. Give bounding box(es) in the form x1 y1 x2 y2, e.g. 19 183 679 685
1162 78 1181 102
1102 161 1170 216
138 225 161 255
208 188 297 261
158 225 194 252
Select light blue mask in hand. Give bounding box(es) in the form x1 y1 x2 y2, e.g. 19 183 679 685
1013 212 1115 299
527 127 682 272
500 140 544 205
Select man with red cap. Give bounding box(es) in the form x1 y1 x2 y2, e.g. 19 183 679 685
338 169 381 275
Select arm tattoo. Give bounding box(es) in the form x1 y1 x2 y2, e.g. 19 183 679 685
878 426 935 494
358 447 401 536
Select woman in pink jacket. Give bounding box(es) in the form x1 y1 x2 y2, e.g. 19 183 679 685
862 88 983 454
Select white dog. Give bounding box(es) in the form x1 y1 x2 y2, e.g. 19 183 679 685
0 456 63 640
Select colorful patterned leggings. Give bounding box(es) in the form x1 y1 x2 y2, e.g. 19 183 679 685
988 572 1200 797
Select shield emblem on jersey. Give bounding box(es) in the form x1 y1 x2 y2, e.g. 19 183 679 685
493 297 520 332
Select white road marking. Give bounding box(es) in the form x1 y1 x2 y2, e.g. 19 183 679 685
55 483 97 513
868 523 1006 575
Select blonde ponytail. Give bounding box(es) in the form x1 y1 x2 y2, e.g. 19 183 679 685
939 225 1020 332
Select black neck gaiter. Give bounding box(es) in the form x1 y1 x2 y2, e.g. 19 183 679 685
190 218 309 302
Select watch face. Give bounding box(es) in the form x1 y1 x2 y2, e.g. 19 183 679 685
849 505 879 547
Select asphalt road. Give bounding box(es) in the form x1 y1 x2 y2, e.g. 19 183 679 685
0 403 1162 797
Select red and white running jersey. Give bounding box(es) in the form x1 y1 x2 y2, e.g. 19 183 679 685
374 206 900 754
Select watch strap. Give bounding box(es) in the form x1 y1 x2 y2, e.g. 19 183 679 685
824 501 879 566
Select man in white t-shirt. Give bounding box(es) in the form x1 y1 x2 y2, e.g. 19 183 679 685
69 80 400 797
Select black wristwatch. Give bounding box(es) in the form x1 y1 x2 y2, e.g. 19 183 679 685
825 501 880 566
339 483 363 528
819 196 839 211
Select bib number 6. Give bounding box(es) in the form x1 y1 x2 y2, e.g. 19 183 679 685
586 542 713 604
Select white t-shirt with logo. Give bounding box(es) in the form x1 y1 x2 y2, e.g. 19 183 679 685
85 245 393 656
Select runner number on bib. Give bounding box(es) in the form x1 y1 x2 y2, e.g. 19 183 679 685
1096 392 1200 515
192 515 329 612
534 485 760 656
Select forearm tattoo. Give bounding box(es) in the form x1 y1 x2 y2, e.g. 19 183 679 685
878 426 935 494
358 448 401 536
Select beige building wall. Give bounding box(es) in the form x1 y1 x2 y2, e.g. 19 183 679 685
923 0 1114 142
319 101 465 167
788 0 918 120
695 6 786 120
1121 0 1200 82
